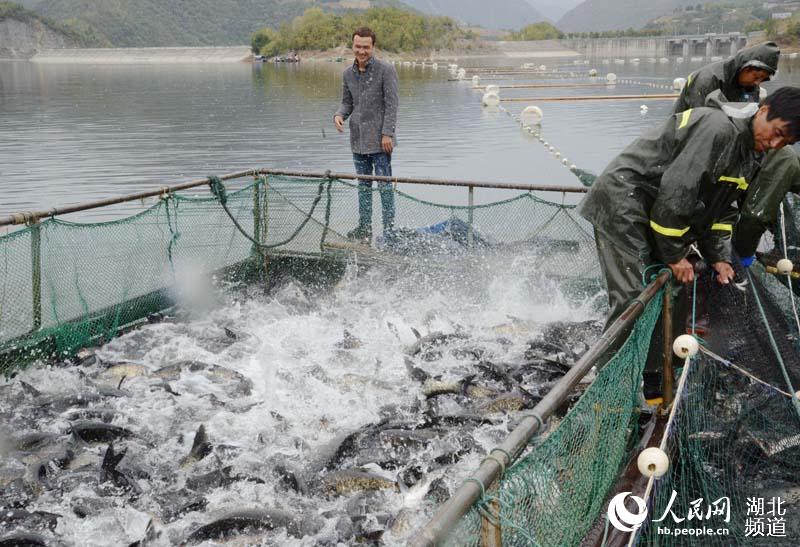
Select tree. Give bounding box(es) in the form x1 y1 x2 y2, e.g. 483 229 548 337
251 27 282 56
510 22 563 41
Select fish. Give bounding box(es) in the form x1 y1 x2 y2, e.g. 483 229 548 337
421 380 461 398
184 508 319 543
128 519 160 547
742 431 800 458
180 425 212 468
95 362 150 385
477 392 536 415
100 443 141 494
0 509 61 532
404 332 469 356
70 421 134 444
337 330 363 349
0 532 49 547
322 469 399 496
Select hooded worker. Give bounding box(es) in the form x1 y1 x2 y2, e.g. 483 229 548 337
579 87 800 401
734 146 800 262
672 42 780 114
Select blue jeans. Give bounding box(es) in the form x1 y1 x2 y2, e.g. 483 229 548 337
353 152 395 232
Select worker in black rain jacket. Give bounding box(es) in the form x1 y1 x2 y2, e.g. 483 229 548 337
673 42 780 113
579 87 800 399
734 146 800 262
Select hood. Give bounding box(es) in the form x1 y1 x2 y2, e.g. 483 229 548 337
704 89 759 119
722 42 780 87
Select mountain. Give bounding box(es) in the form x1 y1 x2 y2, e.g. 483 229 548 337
401 0 546 30
13 0 413 47
558 0 701 33
526 0 583 23
0 2 83 56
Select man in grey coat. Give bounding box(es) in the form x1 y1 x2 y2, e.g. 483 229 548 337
334 27 399 242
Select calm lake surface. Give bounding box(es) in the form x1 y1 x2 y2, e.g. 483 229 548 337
2 54 800 223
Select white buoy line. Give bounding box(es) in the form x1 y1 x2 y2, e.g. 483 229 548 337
494 101 582 175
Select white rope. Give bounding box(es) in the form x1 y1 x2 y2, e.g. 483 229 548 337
778 202 800 338
626 356 693 547
699 345 793 398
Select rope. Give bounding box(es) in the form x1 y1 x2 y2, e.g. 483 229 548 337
641 264 670 286
745 268 800 418
627 355 694 547
699 345 794 398
779 203 800 340
208 175 330 250
163 195 180 274
320 176 333 252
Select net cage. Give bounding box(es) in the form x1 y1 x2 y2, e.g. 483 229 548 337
0 174 598 375
2 173 799 546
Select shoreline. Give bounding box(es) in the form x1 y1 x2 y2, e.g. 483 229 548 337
29 46 253 63
22 42 583 64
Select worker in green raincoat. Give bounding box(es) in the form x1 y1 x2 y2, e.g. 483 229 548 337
734 146 800 262
670 41 794 268
579 88 800 399
673 42 780 113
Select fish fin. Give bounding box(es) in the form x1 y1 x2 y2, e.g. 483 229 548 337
19 381 42 397
411 327 422 339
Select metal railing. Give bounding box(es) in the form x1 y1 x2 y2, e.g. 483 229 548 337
0 168 588 228
410 270 671 547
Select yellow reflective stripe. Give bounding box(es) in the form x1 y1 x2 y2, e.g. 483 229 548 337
678 109 692 129
687 72 694 87
711 223 733 232
718 176 748 190
650 220 690 237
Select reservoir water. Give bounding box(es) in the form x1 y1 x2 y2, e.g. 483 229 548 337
7 54 799 220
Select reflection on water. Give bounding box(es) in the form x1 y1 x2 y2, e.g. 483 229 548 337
2 55 800 221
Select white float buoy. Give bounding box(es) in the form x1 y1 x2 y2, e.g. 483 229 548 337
606 73 617 83
520 105 544 126
589 68 598 77
570 164 577 170
760 86 768 101
640 104 649 114
482 92 500 107
631 58 641 64
660 57 669 64
457 68 466 80
485 84 500 95
791 53 799 60
472 75 480 87
562 158 569 165
637 447 670 478
673 334 699 359
778 258 794 275
432 63 438 69
673 77 687 91
554 152 561 158
676 57 684 63
538 64 547 72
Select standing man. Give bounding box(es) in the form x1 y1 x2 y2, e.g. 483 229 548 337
579 88 800 399
673 42 780 113
334 27 399 243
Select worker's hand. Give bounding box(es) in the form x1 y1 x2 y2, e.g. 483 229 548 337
382 135 394 155
334 115 345 133
668 258 695 284
711 261 735 285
